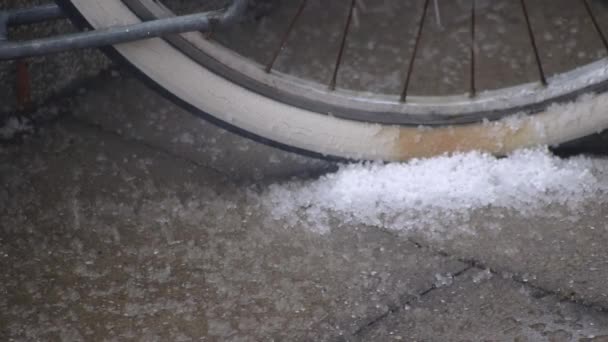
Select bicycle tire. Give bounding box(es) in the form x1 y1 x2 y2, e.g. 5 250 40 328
58 0 608 161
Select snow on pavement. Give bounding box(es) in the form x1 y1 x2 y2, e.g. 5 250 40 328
261 148 608 236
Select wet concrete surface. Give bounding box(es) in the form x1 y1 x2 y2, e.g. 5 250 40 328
357 269 608 342
4 0 608 340
3 71 608 340
1 120 468 340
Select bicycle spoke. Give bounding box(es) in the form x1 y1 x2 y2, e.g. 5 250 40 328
520 0 547 86
470 0 476 97
329 0 356 91
582 0 608 53
401 0 431 102
265 0 307 73
158 0 608 105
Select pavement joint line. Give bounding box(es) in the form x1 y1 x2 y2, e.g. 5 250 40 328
352 264 475 337
350 235 475 337
405 235 608 315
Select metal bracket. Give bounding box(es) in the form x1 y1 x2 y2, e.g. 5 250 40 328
0 0 247 60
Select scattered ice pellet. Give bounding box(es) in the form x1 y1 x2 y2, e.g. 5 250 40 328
472 269 493 283
434 273 454 288
0 117 32 139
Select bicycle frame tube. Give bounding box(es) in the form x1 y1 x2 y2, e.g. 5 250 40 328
0 0 247 60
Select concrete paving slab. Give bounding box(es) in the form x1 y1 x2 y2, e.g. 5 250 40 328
356 268 608 342
59 71 608 312
0 122 467 341
403 202 608 310
3 1 608 340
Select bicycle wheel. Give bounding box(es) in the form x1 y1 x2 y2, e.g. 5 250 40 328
58 0 608 160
